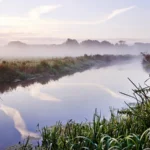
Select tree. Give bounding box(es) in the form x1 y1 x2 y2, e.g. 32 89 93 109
119 40 126 45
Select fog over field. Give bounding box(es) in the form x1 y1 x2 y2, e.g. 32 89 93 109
0 39 150 59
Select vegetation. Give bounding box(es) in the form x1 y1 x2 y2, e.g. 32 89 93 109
7 78 150 150
0 54 133 83
141 53 150 73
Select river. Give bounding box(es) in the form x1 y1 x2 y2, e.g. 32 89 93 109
0 58 149 149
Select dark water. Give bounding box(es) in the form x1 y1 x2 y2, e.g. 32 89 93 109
0 59 148 149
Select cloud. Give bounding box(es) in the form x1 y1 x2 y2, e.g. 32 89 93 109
71 5 136 25
29 85 61 102
29 4 62 19
25 82 126 102
0 104 40 139
47 83 129 101
0 0 3 3
0 5 136 36
105 6 136 22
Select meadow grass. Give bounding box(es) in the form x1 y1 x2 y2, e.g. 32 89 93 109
8 78 150 150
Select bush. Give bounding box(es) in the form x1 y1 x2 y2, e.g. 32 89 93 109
0 64 19 82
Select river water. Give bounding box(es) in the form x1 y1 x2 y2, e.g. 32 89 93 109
0 58 149 149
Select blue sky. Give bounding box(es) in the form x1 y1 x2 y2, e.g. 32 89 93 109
0 0 150 42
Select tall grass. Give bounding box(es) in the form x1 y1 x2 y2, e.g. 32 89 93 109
7 78 150 150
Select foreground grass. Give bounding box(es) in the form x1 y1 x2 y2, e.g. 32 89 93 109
0 54 133 83
8 78 150 150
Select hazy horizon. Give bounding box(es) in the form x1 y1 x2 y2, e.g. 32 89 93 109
2 38 150 46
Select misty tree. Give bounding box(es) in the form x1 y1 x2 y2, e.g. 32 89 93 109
119 40 126 45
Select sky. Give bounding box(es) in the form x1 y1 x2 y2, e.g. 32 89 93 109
0 0 150 44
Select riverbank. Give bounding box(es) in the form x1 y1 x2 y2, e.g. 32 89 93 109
0 54 135 84
0 55 133 83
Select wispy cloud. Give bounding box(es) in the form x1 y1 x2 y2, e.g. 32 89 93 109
0 104 40 139
29 4 62 19
0 5 136 36
106 6 136 21
17 83 61 102
25 82 126 102
29 85 61 102
71 5 136 25
47 83 129 101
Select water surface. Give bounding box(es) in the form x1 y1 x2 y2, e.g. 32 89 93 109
0 59 148 149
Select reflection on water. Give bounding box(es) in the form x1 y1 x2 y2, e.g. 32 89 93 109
0 104 40 139
0 59 148 149
30 85 61 102
43 83 129 101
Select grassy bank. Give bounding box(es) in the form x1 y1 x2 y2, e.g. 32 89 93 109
8 78 150 150
0 54 133 84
